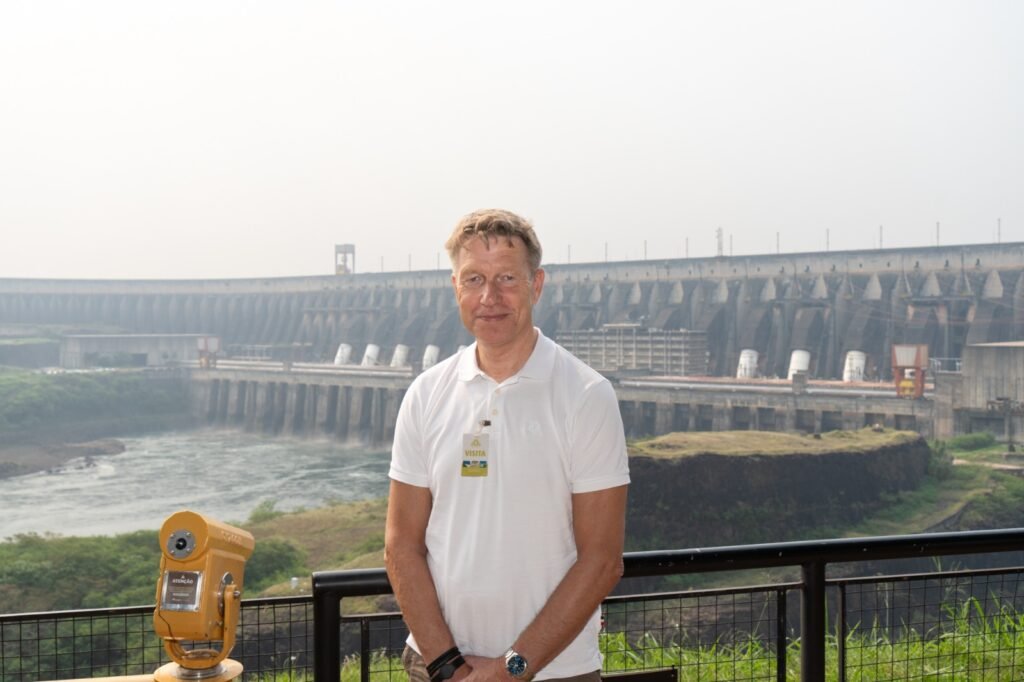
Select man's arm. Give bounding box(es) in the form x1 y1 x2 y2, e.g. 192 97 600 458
464 484 627 680
385 479 471 676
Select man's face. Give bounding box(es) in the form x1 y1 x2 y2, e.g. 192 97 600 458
452 235 545 351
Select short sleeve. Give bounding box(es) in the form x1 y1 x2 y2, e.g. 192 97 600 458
388 383 431 488
569 379 630 494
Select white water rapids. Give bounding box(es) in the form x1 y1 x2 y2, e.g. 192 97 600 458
0 430 390 538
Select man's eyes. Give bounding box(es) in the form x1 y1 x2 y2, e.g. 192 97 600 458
461 274 519 289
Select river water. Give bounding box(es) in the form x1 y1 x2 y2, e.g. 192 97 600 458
0 430 391 539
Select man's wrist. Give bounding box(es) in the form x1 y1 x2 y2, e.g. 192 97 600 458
503 648 533 681
427 646 466 682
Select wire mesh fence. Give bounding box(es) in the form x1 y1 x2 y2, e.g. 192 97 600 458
335 585 793 682
601 585 791 681
0 596 313 682
5 541 1024 681
837 567 1024 682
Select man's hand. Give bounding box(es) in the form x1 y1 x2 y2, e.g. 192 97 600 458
461 655 509 682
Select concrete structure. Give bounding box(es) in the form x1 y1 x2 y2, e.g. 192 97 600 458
60 334 214 369
9 242 1024 442
615 376 934 438
189 361 410 445
189 362 937 444
3 242 1023 381
556 327 708 376
932 342 1024 440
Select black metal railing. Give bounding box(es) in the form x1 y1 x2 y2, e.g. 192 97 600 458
0 596 313 682
312 528 1024 682
4 530 1024 681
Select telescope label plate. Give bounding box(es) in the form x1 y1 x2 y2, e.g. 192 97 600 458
161 570 203 612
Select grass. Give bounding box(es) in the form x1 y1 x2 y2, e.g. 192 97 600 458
629 428 919 458
272 598 1024 681
842 463 991 538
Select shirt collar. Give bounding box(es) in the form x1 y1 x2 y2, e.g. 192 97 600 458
456 328 555 383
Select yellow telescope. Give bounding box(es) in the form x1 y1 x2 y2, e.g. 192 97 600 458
152 511 255 682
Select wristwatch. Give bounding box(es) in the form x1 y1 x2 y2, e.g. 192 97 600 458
504 648 530 680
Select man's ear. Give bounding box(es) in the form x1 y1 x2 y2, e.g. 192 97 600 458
531 268 545 303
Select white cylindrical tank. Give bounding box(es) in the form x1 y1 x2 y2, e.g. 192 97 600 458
333 343 352 365
422 344 440 371
390 344 410 368
361 343 380 367
736 349 759 379
843 350 867 382
787 349 811 380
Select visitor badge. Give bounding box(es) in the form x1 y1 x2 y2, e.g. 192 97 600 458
462 432 489 477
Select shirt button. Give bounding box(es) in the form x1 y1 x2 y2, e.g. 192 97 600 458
491 409 499 416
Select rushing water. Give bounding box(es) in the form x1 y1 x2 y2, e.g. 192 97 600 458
0 430 391 539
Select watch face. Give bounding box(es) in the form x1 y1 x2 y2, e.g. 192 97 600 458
507 653 528 677
438 663 456 680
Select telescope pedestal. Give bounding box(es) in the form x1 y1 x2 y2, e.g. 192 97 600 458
154 659 242 682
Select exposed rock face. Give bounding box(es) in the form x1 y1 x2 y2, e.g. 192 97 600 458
626 436 932 550
57 439 127 458
0 439 126 479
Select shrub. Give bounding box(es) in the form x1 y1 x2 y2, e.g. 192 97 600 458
947 432 997 451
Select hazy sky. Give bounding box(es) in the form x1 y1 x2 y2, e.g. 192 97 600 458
1 1 1022 280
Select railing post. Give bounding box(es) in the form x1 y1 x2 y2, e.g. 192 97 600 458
776 589 787 682
801 561 826 682
313 587 341 682
361 617 371 682
837 583 846 682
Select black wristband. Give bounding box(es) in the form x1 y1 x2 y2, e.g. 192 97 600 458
429 654 465 682
426 647 461 676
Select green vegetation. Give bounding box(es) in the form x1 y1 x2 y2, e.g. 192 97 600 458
598 599 1024 681
0 499 383 613
0 504 309 613
325 602 1024 682
946 431 998 451
629 428 918 458
0 368 188 437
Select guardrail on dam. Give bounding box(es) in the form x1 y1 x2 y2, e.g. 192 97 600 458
2 242 1022 382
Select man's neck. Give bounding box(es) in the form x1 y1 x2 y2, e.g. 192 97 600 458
476 328 539 383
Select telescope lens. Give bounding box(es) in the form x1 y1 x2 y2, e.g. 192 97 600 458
167 530 195 558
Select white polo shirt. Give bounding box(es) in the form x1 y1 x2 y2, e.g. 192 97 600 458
389 330 630 679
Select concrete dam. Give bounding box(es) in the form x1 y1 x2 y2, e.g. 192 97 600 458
3 242 1022 382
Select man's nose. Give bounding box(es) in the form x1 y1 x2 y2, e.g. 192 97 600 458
479 280 502 304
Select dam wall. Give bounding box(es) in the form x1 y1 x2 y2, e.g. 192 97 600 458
4 242 1023 380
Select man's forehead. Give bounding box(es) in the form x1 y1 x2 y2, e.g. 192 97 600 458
456 235 529 268
459 233 525 253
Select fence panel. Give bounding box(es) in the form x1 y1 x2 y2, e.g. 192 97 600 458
0 597 312 682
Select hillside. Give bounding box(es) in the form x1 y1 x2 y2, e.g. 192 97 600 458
627 428 932 549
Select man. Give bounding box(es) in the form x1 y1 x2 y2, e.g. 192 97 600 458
385 209 629 682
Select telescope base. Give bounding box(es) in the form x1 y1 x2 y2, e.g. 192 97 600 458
154 659 242 682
